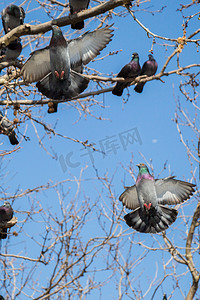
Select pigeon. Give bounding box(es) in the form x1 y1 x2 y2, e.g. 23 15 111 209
0 201 13 239
112 52 141 97
1 4 25 34
0 296 5 300
35 26 90 113
0 111 19 145
1 4 25 65
134 54 158 93
119 163 196 233
0 38 22 62
69 0 90 30
21 25 113 113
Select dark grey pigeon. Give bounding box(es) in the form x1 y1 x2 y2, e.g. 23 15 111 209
69 0 90 30
0 38 22 62
134 54 158 93
22 25 113 113
0 111 19 145
112 53 141 97
35 26 89 113
119 163 195 234
0 296 5 300
0 201 13 239
1 4 25 34
1 4 25 64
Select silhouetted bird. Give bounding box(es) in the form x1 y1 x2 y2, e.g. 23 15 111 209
134 54 158 93
112 52 141 96
119 163 195 233
69 0 90 30
22 25 113 113
0 111 19 145
0 201 13 239
1 4 25 33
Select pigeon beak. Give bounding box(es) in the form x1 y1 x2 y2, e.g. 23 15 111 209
136 164 140 168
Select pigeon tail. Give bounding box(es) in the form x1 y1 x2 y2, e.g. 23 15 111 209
134 82 145 93
0 228 8 239
36 70 89 100
112 83 124 96
8 131 19 145
124 204 178 233
70 70 89 95
71 20 84 30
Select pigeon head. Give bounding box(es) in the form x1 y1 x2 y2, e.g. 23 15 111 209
148 54 154 61
136 163 150 174
131 52 139 61
50 25 66 48
136 163 148 169
6 4 21 18
51 25 63 36
3 201 11 208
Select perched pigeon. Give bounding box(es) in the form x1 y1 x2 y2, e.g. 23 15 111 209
134 54 158 93
0 201 13 239
0 296 5 300
1 4 25 34
119 163 195 233
0 38 22 62
22 25 113 113
69 0 90 30
1 4 25 65
0 111 19 145
112 52 141 97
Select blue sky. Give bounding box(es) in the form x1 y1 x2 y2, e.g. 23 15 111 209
0 0 199 299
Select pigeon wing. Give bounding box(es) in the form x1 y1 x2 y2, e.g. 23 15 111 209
0 206 13 221
0 207 8 220
21 47 51 83
119 185 140 210
117 64 133 78
68 25 113 68
155 176 195 205
140 61 148 76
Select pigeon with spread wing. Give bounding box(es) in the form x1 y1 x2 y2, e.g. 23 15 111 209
119 163 195 233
